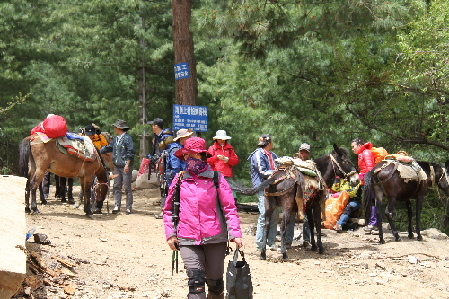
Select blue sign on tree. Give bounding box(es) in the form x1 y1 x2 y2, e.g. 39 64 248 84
174 62 190 80
172 104 208 132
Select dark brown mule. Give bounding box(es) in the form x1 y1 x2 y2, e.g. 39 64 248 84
19 135 109 216
364 160 449 244
302 145 359 255
235 144 358 260
262 166 304 260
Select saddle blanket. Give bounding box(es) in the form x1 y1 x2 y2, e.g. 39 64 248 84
57 135 96 162
275 156 318 177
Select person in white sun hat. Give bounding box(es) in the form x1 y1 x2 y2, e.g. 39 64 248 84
207 130 239 187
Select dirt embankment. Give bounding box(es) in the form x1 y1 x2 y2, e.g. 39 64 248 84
13 187 449 299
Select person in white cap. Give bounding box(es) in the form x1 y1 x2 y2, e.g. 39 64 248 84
207 130 239 186
297 143 312 247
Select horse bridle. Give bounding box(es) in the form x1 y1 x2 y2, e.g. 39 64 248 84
92 181 109 201
329 154 357 179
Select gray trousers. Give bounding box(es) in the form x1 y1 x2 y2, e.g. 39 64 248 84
113 165 133 211
180 243 227 299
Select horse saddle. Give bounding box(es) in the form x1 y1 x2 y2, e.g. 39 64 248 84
57 135 97 162
376 160 427 183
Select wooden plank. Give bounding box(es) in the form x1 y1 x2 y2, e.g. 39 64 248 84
0 176 27 299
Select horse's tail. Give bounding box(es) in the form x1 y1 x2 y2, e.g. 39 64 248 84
19 137 31 178
363 170 374 224
232 176 277 196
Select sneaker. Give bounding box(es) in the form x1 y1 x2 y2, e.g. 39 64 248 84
267 244 277 251
364 225 375 234
125 209 131 215
334 224 343 232
112 207 120 214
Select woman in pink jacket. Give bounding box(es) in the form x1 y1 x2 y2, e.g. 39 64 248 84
163 137 243 299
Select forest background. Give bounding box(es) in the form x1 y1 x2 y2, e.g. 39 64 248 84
2 0 449 232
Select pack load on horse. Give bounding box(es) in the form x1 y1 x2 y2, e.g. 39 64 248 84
363 151 429 244
19 122 109 216
234 144 358 260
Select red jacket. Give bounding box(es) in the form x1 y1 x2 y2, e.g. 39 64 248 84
207 142 239 177
357 142 375 181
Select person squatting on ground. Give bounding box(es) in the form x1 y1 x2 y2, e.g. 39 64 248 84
100 119 135 215
163 137 243 299
207 130 239 187
332 177 361 232
350 137 379 234
248 134 295 251
154 128 193 219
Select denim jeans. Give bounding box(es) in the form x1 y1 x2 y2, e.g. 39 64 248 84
256 192 295 247
337 200 361 226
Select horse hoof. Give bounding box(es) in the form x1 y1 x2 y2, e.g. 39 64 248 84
408 234 414 239
25 207 31 214
41 199 48 205
68 199 75 205
260 252 267 260
282 253 288 260
417 235 423 241
380 239 386 244
311 246 318 252
60 198 67 203
318 248 325 254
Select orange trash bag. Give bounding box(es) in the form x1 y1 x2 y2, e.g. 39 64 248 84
322 190 349 230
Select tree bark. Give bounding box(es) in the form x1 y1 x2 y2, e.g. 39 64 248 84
171 0 198 106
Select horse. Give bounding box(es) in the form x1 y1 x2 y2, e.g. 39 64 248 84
364 159 449 244
234 144 358 260
19 134 109 216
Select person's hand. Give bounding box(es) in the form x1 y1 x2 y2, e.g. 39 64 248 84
167 236 179 251
231 237 244 249
217 154 224 160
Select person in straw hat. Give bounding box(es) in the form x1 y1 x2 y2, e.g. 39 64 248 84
100 119 135 215
163 137 243 299
207 130 239 186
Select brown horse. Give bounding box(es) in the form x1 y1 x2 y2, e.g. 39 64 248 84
19 135 109 216
364 160 449 244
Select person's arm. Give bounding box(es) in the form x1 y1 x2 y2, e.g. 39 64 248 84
226 146 239 166
254 150 273 179
216 173 243 243
123 135 135 172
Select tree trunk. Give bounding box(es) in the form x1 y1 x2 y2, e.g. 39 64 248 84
171 0 198 106
138 14 149 160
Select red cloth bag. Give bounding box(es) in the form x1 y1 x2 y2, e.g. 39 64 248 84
42 115 68 138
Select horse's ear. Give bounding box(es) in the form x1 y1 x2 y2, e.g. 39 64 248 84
333 143 342 156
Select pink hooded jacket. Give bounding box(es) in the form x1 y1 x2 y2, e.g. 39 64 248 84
163 168 242 245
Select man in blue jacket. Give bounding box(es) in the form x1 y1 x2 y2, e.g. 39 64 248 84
248 134 295 251
100 119 135 215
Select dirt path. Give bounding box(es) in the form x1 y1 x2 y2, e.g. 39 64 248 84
16 187 449 299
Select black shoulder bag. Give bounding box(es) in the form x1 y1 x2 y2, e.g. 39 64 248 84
225 249 253 299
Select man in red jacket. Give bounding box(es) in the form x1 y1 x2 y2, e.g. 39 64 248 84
207 130 239 186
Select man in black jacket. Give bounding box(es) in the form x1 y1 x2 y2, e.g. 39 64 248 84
100 119 135 215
